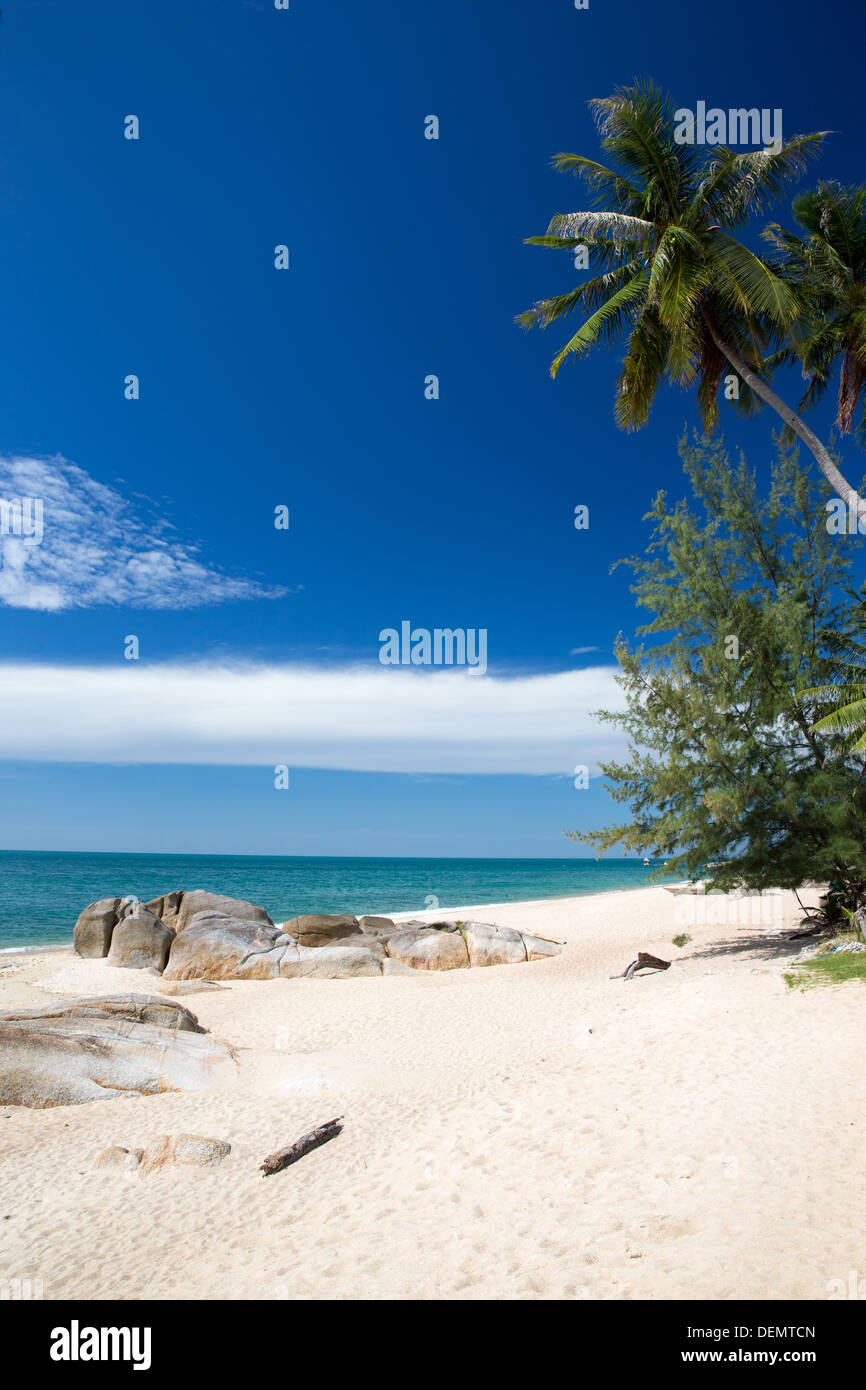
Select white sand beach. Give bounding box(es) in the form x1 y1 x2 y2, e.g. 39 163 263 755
1 883 863 1301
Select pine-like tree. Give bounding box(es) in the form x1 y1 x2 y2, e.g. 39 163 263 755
573 435 866 912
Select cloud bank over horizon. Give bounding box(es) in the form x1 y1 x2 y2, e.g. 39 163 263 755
0 454 289 611
0 662 626 775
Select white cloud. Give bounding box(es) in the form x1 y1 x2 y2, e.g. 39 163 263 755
0 454 288 610
0 663 626 774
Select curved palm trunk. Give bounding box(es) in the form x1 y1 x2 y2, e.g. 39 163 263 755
703 314 866 523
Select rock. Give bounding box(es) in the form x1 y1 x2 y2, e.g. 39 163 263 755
107 906 175 972
231 944 287 980
0 1011 236 1108
0 994 206 1033
277 943 299 971
328 935 387 961
156 980 228 997
138 1134 231 1176
462 921 527 968
521 933 562 961
385 927 469 971
280 945 382 978
72 898 123 958
284 914 362 948
163 914 281 980
94 1146 144 1173
382 958 417 976
175 892 274 934
359 916 397 936
144 891 184 929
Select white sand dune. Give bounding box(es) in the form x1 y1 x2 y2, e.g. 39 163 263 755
0 884 863 1301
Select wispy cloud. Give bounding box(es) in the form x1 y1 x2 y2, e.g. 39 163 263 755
0 663 626 774
570 646 601 656
0 454 289 611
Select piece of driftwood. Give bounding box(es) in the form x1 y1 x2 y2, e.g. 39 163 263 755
610 951 671 981
260 1117 343 1176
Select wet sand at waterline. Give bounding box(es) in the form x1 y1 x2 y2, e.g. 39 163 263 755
0 884 861 1300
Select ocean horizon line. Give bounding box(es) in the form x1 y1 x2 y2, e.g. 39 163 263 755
0 850 675 952
0 848 642 862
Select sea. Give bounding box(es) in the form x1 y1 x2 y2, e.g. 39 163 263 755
0 851 673 952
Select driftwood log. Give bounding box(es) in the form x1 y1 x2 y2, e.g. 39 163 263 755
611 952 671 981
260 1117 343 1176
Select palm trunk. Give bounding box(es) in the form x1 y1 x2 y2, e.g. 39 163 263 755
703 314 866 523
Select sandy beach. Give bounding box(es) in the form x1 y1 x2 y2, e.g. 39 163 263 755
1 883 863 1301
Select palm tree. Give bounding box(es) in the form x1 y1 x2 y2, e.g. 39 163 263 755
517 82 866 518
803 586 866 753
764 182 866 441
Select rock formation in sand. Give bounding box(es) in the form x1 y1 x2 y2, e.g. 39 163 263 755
71 893 562 980
107 905 175 972
0 994 236 1108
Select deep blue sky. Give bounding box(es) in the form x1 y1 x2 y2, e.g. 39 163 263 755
0 0 863 855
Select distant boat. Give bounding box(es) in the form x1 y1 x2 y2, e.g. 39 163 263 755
642 857 651 866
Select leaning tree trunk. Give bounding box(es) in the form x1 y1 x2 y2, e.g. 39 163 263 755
703 315 866 524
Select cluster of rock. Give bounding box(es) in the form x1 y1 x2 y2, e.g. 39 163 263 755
73 891 563 981
0 994 236 1108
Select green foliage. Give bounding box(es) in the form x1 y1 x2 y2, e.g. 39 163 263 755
764 182 866 436
814 880 864 929
672 934 692 948
571 435 866 901
518 81 825 431
802 584 866 753
785 951 866 991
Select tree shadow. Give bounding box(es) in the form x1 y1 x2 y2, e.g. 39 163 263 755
686 925 822 964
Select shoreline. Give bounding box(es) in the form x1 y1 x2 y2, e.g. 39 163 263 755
0 879 687 957
388 881 684 922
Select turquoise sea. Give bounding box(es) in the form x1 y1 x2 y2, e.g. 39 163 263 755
0 851 673 951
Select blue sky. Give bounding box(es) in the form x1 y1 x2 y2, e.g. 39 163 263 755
0 0 863 855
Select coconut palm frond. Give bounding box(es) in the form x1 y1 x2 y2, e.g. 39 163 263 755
546 209 655 244
515 260 646 330
548 270 651 377
765 180 866 434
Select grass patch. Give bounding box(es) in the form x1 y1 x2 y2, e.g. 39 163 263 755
785 953 866 992
672 934 692 948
